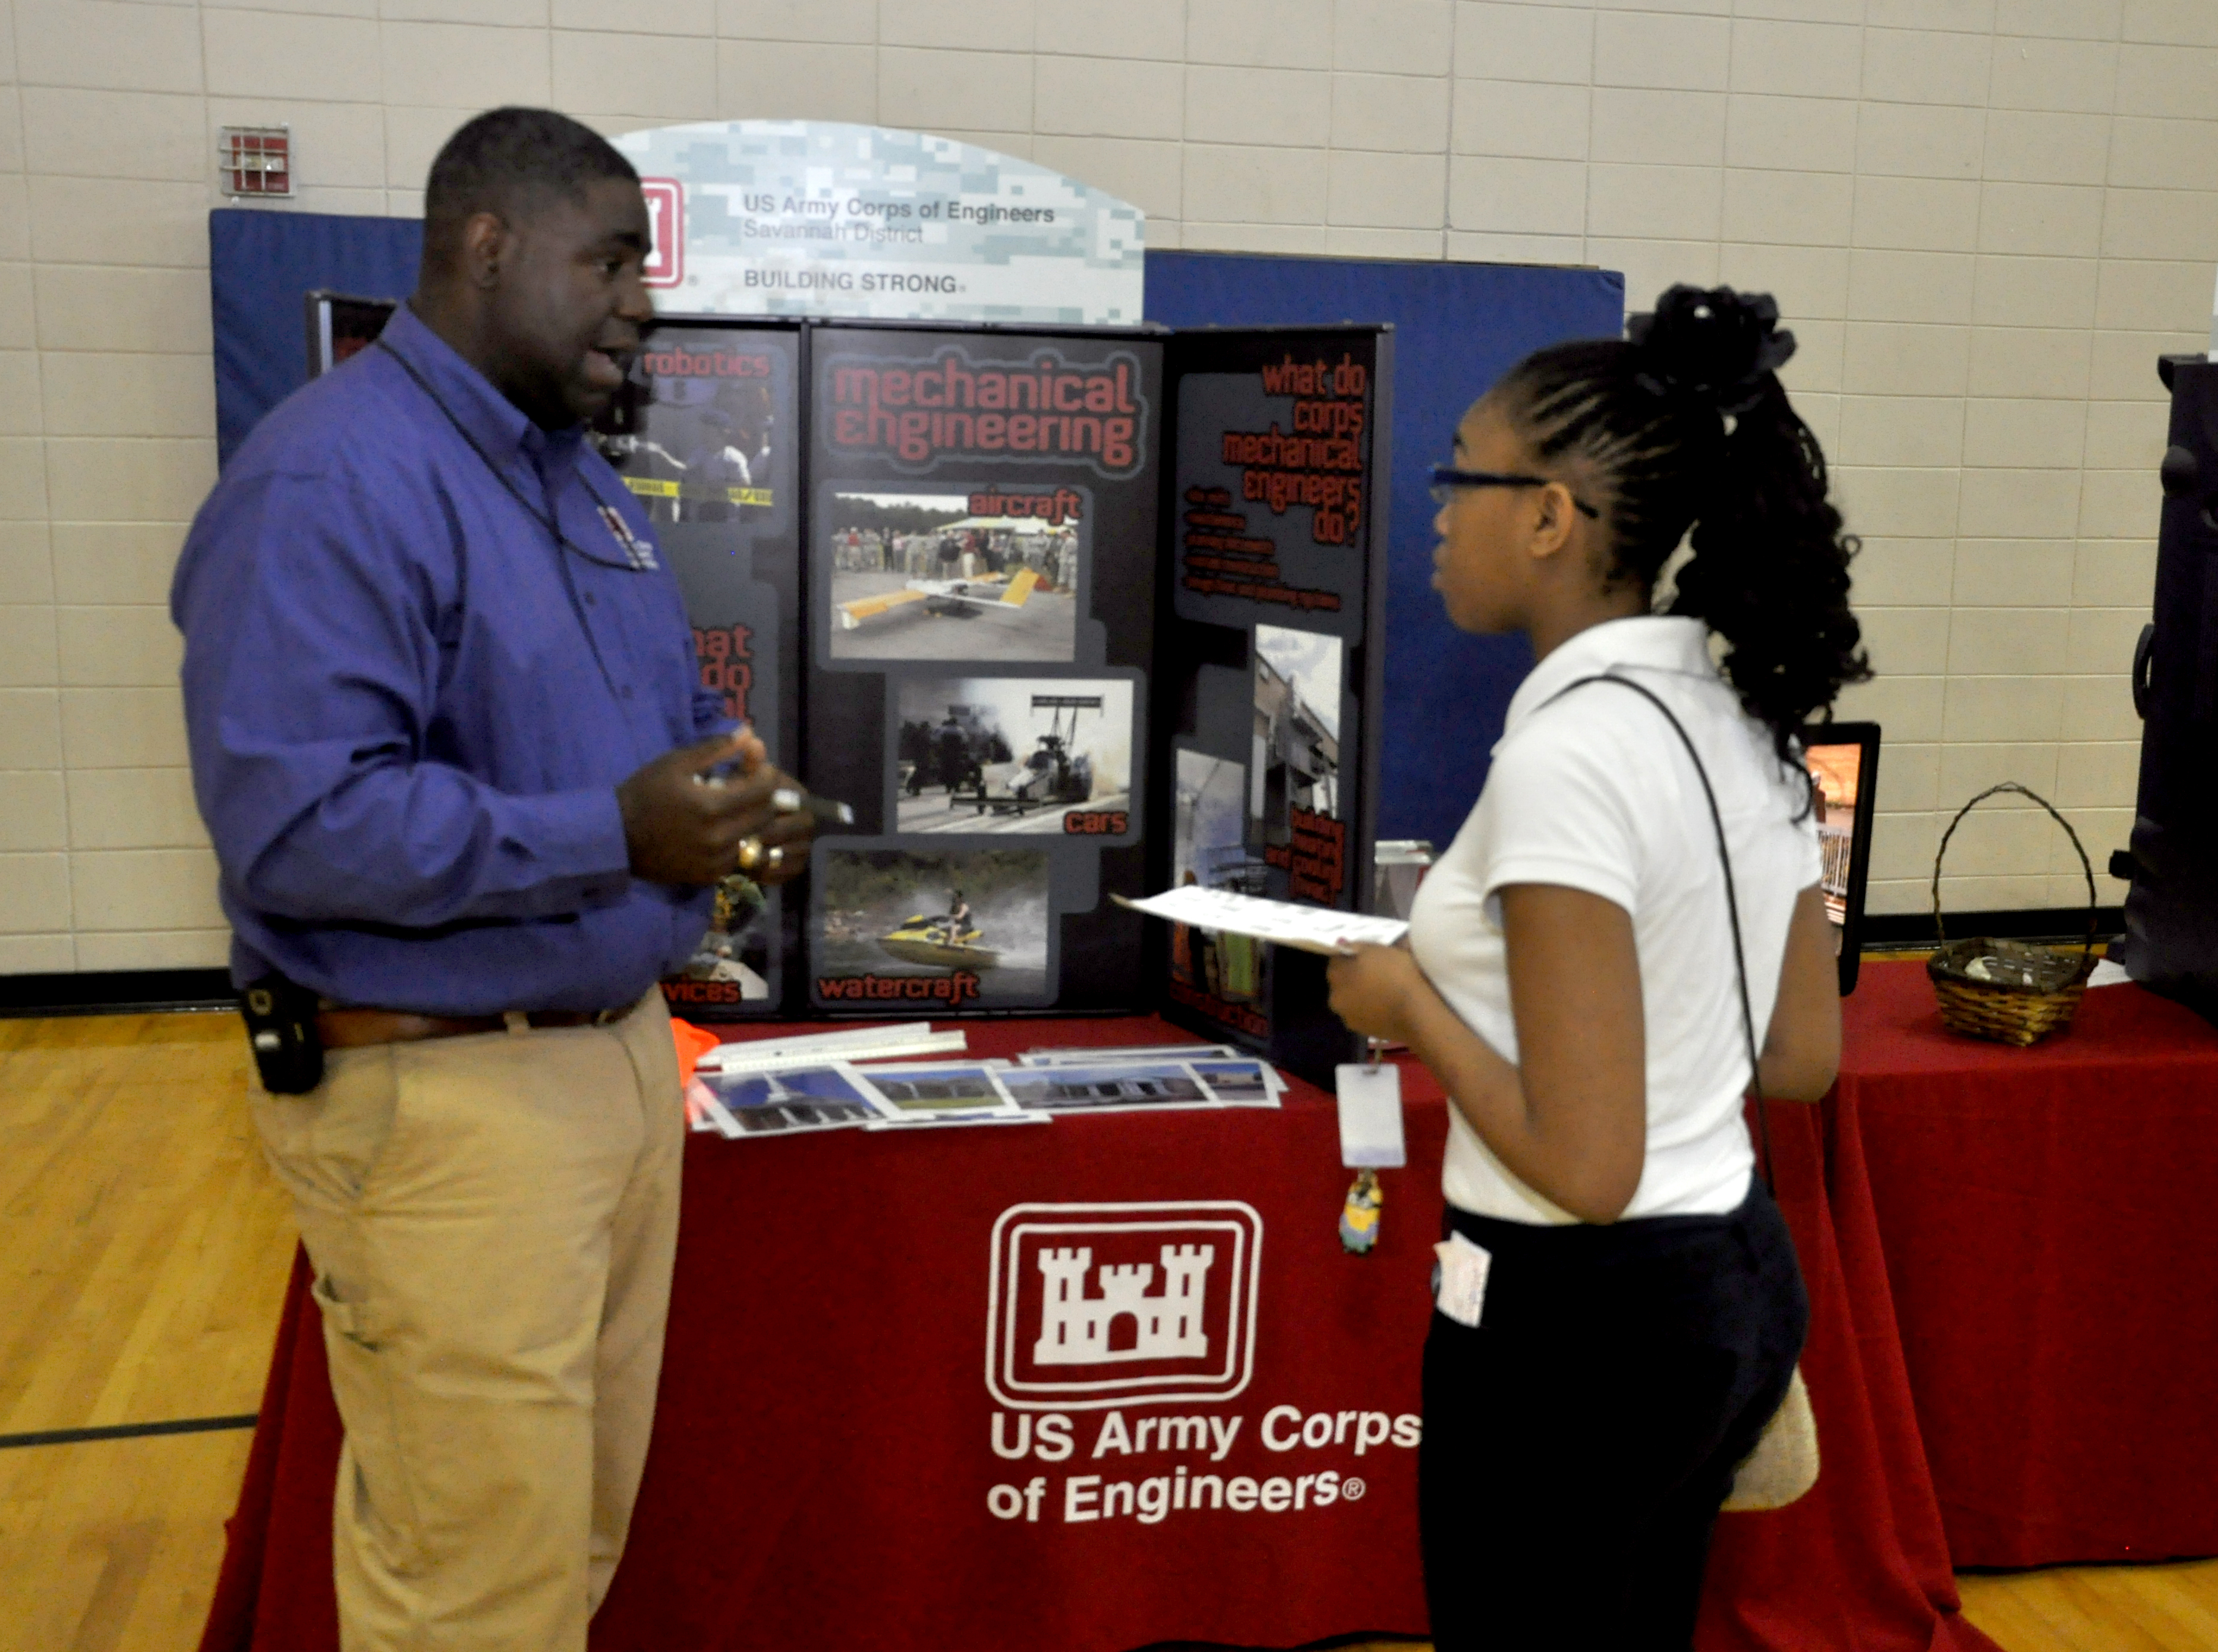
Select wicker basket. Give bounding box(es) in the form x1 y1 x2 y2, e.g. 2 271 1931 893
1926 783 2098 1047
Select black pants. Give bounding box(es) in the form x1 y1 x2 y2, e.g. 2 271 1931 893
1419 1183 1808 1652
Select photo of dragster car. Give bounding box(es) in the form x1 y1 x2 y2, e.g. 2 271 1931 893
836 567 1041 630
960 695 1099 816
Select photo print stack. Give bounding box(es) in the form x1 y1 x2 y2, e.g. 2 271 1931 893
690 1042 1288 1142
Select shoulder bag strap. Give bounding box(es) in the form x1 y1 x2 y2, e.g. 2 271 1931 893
1535 671 1776 1197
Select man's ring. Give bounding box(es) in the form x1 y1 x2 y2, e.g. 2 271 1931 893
736 837 764 872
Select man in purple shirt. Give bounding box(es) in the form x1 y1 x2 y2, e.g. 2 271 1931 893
172 108 806 1650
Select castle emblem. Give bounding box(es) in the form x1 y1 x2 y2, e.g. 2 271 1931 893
988 1201 1262 1410
1032 1244 1214 1364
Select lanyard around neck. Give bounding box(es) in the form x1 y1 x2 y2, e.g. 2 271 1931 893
374 338 644 574
374 336 635 707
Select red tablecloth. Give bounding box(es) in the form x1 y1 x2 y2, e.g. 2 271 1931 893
201 1014 1993 1652
1840 961 2218 1568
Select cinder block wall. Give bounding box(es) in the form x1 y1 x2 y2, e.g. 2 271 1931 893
1 0 2207 972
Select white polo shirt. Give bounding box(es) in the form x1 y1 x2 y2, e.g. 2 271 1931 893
1406 615 1821 1224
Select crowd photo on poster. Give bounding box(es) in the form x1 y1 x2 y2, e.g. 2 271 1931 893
597 336 782 525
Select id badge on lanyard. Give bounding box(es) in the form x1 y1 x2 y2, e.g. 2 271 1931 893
1335 1039 1405 1254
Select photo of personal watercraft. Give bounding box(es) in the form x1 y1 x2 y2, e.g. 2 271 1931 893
876 915 1003 972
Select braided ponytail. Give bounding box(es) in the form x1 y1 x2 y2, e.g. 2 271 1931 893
1495 285 1870 766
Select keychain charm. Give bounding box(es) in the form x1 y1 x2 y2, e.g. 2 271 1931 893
1339 1167 1382 1254
1335 1038 1401 1254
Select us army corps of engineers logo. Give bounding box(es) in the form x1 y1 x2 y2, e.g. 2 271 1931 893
987 1202 1262 1411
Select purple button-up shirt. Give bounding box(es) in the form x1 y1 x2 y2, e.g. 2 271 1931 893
173 303 726 1014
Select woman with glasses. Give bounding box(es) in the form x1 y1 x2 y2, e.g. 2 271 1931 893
1328 286 1867 1650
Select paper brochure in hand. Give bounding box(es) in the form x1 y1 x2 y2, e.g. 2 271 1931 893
1115 887 1409 954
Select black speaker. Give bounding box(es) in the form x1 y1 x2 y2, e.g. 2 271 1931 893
2113 354 2218 1022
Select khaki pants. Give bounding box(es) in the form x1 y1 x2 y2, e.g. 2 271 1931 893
250 990 684 1652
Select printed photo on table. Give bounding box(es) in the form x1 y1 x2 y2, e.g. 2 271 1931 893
1189 1060 1277 1104
1000 1061 1219 1112
698 1064 887 1136
824 489 1080 663
851 1061 1016 1115
894 675 1134 837
1017 1042 1242 1065
814 846 1053 1008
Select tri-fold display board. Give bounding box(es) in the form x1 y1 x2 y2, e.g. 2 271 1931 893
312 302 1390 1075
631 317 1389 1077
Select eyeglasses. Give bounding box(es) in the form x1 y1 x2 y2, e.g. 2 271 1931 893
1429 464 1601 519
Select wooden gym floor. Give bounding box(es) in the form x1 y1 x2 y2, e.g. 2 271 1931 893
3 1011 2213 1651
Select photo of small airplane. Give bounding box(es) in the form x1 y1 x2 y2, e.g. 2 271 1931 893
837 567 1040 630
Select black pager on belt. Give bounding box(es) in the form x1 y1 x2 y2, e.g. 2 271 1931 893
241 973 324 1095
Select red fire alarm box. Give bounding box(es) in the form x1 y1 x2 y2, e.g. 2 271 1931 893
219 127 292 198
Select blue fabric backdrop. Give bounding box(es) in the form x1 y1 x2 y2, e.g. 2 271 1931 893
206 212 1621 849
210 207 421 464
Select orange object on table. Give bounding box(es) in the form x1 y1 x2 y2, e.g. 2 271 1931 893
669 1017 722 1087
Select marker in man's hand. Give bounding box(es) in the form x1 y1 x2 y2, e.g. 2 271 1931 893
772 787 854 825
